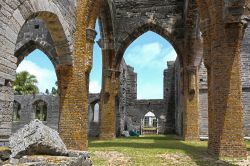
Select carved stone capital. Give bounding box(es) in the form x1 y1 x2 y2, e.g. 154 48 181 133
86 28 97 43
58 55 73 66
223 1 250 25
97 39 114 50
186 65 197 74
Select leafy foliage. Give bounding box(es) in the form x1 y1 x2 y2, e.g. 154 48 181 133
13 71 39 95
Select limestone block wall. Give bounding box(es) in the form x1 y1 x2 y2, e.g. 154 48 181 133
118 60 175 135
126 100 167 134
174 58 184 136
117 61 137 134
113 0 185 59
198 62 208 136
13 95 59 133
10 94 100 137
15 19 57 65
164 61 176 133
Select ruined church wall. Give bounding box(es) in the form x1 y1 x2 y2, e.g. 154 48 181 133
13 95 59 133
10 94 100 137
113 0 185 54
174 58 184 136
198 62 208 136
118 60 175 135
164 61 176 133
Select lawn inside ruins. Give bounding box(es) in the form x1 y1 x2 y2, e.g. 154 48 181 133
89 135 250 166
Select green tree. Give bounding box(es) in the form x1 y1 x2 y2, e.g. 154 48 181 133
13 71 39 95
45 89 50 95
51 87 57 95
51 81 58 95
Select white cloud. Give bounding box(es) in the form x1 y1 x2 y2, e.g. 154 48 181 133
17 60 57 93
125 42 177 70
89 81 101 93
137 83 163 99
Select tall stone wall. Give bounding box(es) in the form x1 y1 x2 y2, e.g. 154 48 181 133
174 58 184 136
15 19 58 65
13 95 59 132
117 60 175 135
113 0 185 58
198 62 208 136
164 62 176 133
8 94 100 137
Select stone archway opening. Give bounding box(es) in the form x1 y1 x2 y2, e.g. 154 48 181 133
11 17 60 133
89 19 102 95
141 111 158 135
33 100 48 122
123 31 177 100
118 30 178 137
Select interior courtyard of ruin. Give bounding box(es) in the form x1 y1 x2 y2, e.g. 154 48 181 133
1 0 250 165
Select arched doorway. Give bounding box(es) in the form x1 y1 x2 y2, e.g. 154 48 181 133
118 29 178 136
141 111 158 135
33 100 48 121
12 18 59 131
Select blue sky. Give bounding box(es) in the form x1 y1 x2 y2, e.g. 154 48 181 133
17 22 177 99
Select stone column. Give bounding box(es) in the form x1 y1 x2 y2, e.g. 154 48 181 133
57 0 96 150
57 65 87 149
207 22 247 158
99 40 119 139
204 3 248 158
183 65 199 141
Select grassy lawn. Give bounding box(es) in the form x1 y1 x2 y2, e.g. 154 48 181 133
89 135 250 166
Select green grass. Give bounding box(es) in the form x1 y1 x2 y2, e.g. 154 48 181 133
0 146 9 151
89 135 244 166
143 128 157 131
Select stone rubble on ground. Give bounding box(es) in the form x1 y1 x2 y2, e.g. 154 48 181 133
3 120 92 166
9 119 67 159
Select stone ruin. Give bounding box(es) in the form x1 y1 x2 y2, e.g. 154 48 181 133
0 120 91 166
1 0 250 159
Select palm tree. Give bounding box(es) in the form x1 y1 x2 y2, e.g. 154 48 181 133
13 71 39 95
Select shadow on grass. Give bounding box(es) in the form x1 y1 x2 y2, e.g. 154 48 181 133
89 135 237 166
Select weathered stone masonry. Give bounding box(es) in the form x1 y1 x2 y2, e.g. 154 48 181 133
10 94 100 138
1 0 250 159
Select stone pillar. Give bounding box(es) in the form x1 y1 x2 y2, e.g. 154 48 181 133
57 0 96 150
207 22 247 158
99 40 119 139
183 66 199 141
202 3 248 158
57 65 89 150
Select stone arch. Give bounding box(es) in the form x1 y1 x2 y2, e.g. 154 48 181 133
15 40 58 68
98 0 115 44
1 1 73 79
32 100 48 121
116 23 182 67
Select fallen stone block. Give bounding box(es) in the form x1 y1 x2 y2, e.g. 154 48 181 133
9 120 67 158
